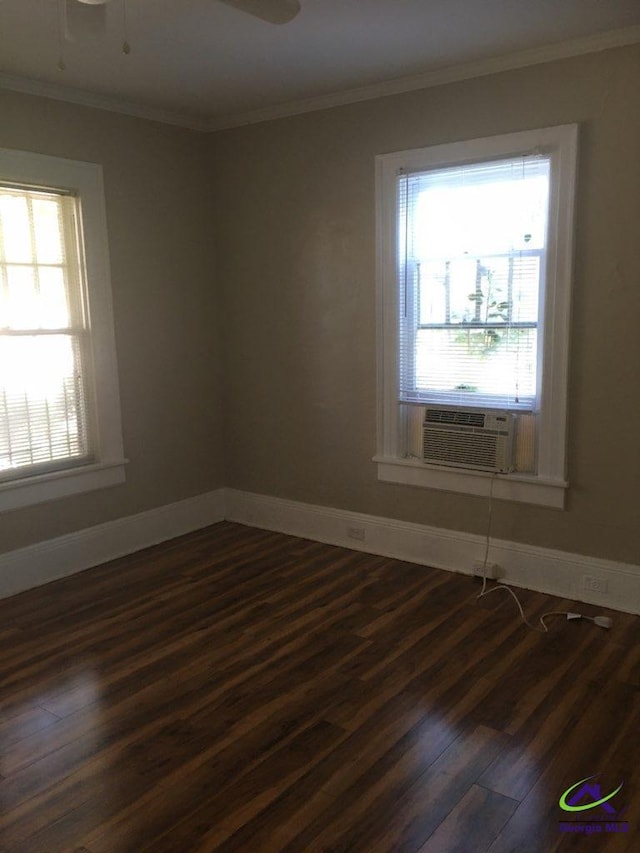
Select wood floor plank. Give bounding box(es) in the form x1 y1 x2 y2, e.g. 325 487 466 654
487 679 640 853
418 784 519 853
478 632 621 802
0 705 60 750
363 725 509 852
0 521 636 852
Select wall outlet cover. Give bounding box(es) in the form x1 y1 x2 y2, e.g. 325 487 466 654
473 560 501 580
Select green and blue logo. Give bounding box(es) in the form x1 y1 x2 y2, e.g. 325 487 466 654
559 774 628 834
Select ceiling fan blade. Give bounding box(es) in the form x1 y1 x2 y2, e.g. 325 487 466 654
216 0 301 25
63 0 108 41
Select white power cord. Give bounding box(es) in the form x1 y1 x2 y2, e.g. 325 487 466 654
476 473 613 633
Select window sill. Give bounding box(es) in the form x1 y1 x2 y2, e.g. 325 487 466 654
374 456 567 508
0 459 128 513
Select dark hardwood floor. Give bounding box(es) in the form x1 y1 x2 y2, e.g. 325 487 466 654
0 521 638 852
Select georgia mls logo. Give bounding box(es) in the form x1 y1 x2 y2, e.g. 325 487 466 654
559 774 629 834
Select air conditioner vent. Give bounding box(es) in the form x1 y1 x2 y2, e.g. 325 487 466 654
422 407 514 473
425 408 485 428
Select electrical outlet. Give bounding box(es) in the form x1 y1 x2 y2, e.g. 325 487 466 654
347 526 366 541
583 575 608 594
473 560 501 580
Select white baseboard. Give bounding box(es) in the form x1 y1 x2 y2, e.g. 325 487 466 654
3 486 639 616
0 489 226 600
225 489 640 615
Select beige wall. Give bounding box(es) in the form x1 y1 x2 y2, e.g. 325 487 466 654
1 45 638 566
0 90 224 553
212 44 640 564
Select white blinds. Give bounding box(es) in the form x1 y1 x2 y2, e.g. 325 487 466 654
397 155 550 410
0 184 93 480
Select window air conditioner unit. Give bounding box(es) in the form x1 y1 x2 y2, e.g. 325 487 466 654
422 407 515 473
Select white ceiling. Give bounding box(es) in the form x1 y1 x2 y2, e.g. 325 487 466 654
1 0 639 130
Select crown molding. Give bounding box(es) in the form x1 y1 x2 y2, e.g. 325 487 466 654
0 72 208 132
1 25 639 133
206 24 640 131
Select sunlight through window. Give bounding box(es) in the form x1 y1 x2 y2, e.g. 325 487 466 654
0 186 92 477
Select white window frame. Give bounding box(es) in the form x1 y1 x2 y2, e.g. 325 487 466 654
0 148 126 512
375 125 578 508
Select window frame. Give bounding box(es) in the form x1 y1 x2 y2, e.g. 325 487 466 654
375 125 578 508
0 147 126 512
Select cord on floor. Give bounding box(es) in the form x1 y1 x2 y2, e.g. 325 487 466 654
475 472 612 633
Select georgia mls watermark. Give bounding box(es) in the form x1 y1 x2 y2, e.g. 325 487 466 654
559 774 629 834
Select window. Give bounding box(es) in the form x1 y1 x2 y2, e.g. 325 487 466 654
376 126 578 507
399 156 547 410
0 148 125 511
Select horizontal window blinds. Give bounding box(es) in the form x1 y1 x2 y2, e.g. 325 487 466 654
398 155 550 409
0 185 93 480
